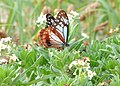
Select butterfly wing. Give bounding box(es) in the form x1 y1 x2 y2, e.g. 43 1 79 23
39 27 65 48
46 10 69 45
55 10 69 45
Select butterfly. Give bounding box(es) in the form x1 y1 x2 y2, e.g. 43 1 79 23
39 10 69 49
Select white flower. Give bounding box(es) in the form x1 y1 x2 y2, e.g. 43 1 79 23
87 70 96 80
81 57 90 66
77 59 82 66
69 60 78 69
81 60 86 66
69 58 90 69
36 12 46 26
0 58 9 64
86 63 90 69
74 50 80 54
81 32 89 39
13 44 16 47
67 14 74 22
0 38 4 43
70 10 79 17
24 44 31 50
0 39 2 43
0 37 12 43
67 10 79 23
49 51 54 57
109 28 114 34
5 37 12 42
7 45 11 51
18 61 22 65
83 63 90 71
10 54 18 62
0 43 7 50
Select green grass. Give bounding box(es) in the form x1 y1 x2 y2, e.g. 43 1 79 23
0 0 120 85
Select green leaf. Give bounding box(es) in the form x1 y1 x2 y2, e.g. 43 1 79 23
69 38 85 51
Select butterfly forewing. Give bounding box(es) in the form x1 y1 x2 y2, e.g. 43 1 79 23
56 10 69 44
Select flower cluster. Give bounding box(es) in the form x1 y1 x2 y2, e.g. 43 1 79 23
36 12 46 27
9 54 18 62
67 10 79 24
0 37 18 64
0 37 12 53
36 6 52 27
69 57 96 80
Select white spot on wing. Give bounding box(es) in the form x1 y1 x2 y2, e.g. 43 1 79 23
59 22 62 25
61 18 63 21
51 19 54 23
61 24 64 27
54 23 56 26
63 26 67 42
55 20 59 22
58 16 60 18
62 17 68 24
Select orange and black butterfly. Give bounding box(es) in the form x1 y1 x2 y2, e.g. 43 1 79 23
39 10 69 49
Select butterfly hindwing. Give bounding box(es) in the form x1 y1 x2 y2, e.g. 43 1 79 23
39 27 65 48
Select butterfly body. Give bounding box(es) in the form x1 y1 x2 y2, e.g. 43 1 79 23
39 10 69 49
